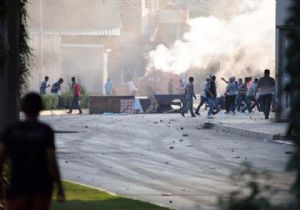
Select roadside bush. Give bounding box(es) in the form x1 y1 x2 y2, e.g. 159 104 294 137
57 91 72 109
42 82 89 110
80 95 89 108
217 162 289 210
42 94 58 110
57 95 67 109
54 90 89 110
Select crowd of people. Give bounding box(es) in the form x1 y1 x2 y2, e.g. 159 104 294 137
40 69 276 119
180 69 276 120
39 76 82 114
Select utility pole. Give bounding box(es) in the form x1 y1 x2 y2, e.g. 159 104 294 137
0 0 21 131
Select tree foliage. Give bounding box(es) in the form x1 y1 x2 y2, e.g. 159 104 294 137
0 0 30 91
19 0 31 91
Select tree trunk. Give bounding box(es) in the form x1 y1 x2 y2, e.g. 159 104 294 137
0 0 20 131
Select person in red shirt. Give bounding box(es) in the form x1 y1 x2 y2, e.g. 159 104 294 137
67 77 82 114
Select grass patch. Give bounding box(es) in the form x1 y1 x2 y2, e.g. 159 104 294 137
51 181 170 210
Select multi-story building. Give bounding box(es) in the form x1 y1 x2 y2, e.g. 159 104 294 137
27 0 191 95
27 0 121 94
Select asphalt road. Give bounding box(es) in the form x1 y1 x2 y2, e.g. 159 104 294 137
42 114 294 210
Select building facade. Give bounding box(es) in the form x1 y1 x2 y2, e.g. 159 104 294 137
27 0 121 94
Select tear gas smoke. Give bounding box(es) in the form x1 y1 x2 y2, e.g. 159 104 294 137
147 0 275 89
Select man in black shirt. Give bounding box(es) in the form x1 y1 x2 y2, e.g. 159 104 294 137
206 75 220 119
51 78 64 95
0 93 65 210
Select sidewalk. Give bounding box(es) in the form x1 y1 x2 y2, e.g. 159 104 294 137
40 109 89 116
202 111 289 142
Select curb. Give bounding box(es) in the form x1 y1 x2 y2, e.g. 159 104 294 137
64 179 117 196
202 122 287 141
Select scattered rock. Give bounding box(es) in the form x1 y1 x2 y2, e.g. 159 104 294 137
165 162 169 165
231 149 234 152
160 120 163 122
180 127 184 130
186 145 194 147
169 146 174 149
172 140 176 143
285 151 293 155
161 193 172 196
179 139 183 142
182 133 189 137
65 161 69 164
85 125 89 128
169 200 173 204
233 156 241 159
154 122 158 124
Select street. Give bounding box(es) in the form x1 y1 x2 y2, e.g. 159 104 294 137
42 113 294 210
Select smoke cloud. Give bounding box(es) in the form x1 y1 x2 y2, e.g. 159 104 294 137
147 0 275 84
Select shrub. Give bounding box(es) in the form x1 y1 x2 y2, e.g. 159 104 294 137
217 162 287 210
51 95 58 109
42 94 58 110
57 93 89 109
57 91 72 109
80 95 89 108
57 95 67 109
42 84 89 110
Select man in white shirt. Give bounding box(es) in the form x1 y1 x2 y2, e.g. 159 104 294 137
195 77 210 115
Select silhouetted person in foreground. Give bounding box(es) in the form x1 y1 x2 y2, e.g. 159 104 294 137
0 92 65 210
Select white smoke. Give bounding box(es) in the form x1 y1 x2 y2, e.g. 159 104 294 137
147 0 275 83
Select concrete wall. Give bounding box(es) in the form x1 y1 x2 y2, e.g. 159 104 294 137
61 44 104 95
28 34 62 92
